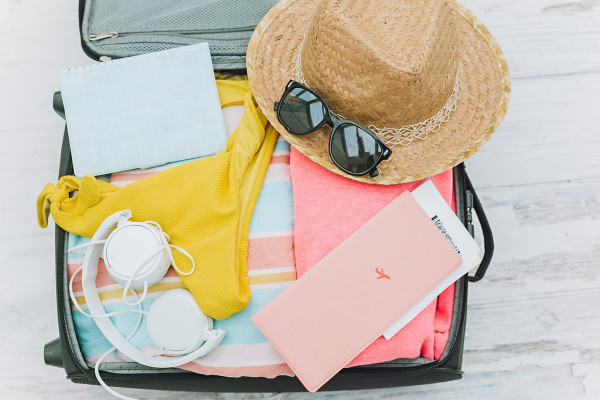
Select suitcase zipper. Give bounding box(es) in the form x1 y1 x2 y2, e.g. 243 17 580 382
89 27 255 42
89 31 118 41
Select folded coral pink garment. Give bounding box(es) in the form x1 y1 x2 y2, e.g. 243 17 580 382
290 148 456 364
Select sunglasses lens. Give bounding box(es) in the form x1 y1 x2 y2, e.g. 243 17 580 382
330 123 383 174
279 87 326 134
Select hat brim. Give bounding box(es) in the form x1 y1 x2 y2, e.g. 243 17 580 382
247 0 510 184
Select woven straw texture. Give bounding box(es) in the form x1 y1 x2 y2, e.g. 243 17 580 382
247 0 511 184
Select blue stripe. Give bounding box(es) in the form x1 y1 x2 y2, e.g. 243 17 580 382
66 234 92 261
72 299 157 357
273 140 290 152
214 287 286 345
249 181 294 234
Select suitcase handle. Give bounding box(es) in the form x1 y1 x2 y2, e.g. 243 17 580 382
464 172 494 282
53 91 65 119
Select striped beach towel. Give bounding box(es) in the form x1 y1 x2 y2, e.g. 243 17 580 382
67 105 296 378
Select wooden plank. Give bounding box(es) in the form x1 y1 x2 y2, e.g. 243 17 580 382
472 179 600 267
461 0 600 79
465 71 600 188
463 179 600 398
0 0 94 134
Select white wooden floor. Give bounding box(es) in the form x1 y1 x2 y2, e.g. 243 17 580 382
1 0 599 399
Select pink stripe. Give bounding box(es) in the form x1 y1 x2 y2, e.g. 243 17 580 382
110 158 288 183
110 170 160 182
247 235 295 271
263 163 291 182
269 154 290 165
180 362 294 379
67 258 117 292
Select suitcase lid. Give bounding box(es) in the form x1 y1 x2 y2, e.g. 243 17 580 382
78 0 279 70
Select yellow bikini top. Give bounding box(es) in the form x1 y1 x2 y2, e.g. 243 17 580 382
37 77 278 320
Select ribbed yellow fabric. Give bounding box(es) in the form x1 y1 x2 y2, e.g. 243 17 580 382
36 78 278 320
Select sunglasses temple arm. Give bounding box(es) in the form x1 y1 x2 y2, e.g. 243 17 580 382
274 101 280 111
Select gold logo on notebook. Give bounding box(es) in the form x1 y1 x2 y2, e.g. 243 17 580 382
375 268 390 280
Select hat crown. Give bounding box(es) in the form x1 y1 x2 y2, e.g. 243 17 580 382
300 0 459 127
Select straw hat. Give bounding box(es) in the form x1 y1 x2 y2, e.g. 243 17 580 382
247 0 510 184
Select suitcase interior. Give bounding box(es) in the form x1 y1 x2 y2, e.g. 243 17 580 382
77 0 279 70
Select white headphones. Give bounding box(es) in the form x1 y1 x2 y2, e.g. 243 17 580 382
69 210 225 399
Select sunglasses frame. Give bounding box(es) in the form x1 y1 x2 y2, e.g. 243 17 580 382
274 80 392 178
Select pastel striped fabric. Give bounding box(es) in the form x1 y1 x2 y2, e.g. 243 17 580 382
67 105 296 378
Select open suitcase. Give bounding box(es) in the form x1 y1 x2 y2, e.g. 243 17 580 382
43 0 495 393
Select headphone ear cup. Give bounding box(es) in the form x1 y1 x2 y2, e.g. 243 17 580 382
103 221 171 290
147 289 214 356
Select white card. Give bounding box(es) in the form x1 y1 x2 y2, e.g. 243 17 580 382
383 180 482 340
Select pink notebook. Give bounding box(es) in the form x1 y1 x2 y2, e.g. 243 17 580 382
251 191 462 392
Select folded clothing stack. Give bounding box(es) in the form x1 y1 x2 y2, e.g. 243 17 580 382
290 148 456 363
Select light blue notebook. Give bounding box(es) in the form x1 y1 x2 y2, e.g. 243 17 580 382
60 43 226 177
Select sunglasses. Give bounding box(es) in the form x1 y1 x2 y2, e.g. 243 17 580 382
274 80 391 178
